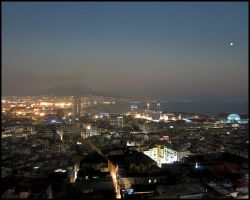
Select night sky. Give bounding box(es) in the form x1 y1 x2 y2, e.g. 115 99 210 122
2 2 248 100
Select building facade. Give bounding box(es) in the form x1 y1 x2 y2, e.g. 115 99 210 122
72 97 81 122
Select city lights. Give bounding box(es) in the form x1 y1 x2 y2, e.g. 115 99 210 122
54 169 66 173
1 2 248 199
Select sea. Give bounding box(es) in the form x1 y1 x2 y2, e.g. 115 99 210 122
90 101 248 117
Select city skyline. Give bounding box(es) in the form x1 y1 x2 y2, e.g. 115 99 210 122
2 2 248 101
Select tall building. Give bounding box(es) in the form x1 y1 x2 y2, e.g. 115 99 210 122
156 102 161 110
72 96 81 122
117 116 123 128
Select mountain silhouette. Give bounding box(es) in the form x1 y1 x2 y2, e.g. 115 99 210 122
39 84 118 97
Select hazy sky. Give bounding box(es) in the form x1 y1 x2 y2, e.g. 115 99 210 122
2 2 248 100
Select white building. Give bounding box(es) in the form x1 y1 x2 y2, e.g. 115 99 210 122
143 145 190 167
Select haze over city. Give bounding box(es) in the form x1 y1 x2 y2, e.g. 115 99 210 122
2 2 248 101
2 2 249 200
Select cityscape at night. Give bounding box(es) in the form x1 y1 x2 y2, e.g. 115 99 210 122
1 2 248 199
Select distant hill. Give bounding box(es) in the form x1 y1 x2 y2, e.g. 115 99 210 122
39 84 119 97
2 84 129 99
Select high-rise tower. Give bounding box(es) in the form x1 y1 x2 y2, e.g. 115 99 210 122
72 96 81 122
147 103 150 110
117 116 124 128
157 102 161 110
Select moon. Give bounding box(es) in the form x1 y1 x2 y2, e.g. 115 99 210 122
230 42 234 46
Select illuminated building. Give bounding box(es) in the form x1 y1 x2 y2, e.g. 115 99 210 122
156 102 160 110
227 114 241 122
72 96 81 122
143 145 190 167
160 113 176 121
134 110 183 123
221 113 248 124
117 116 123 128
86 125 92 137
98 112 110 119
130 105 138 112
